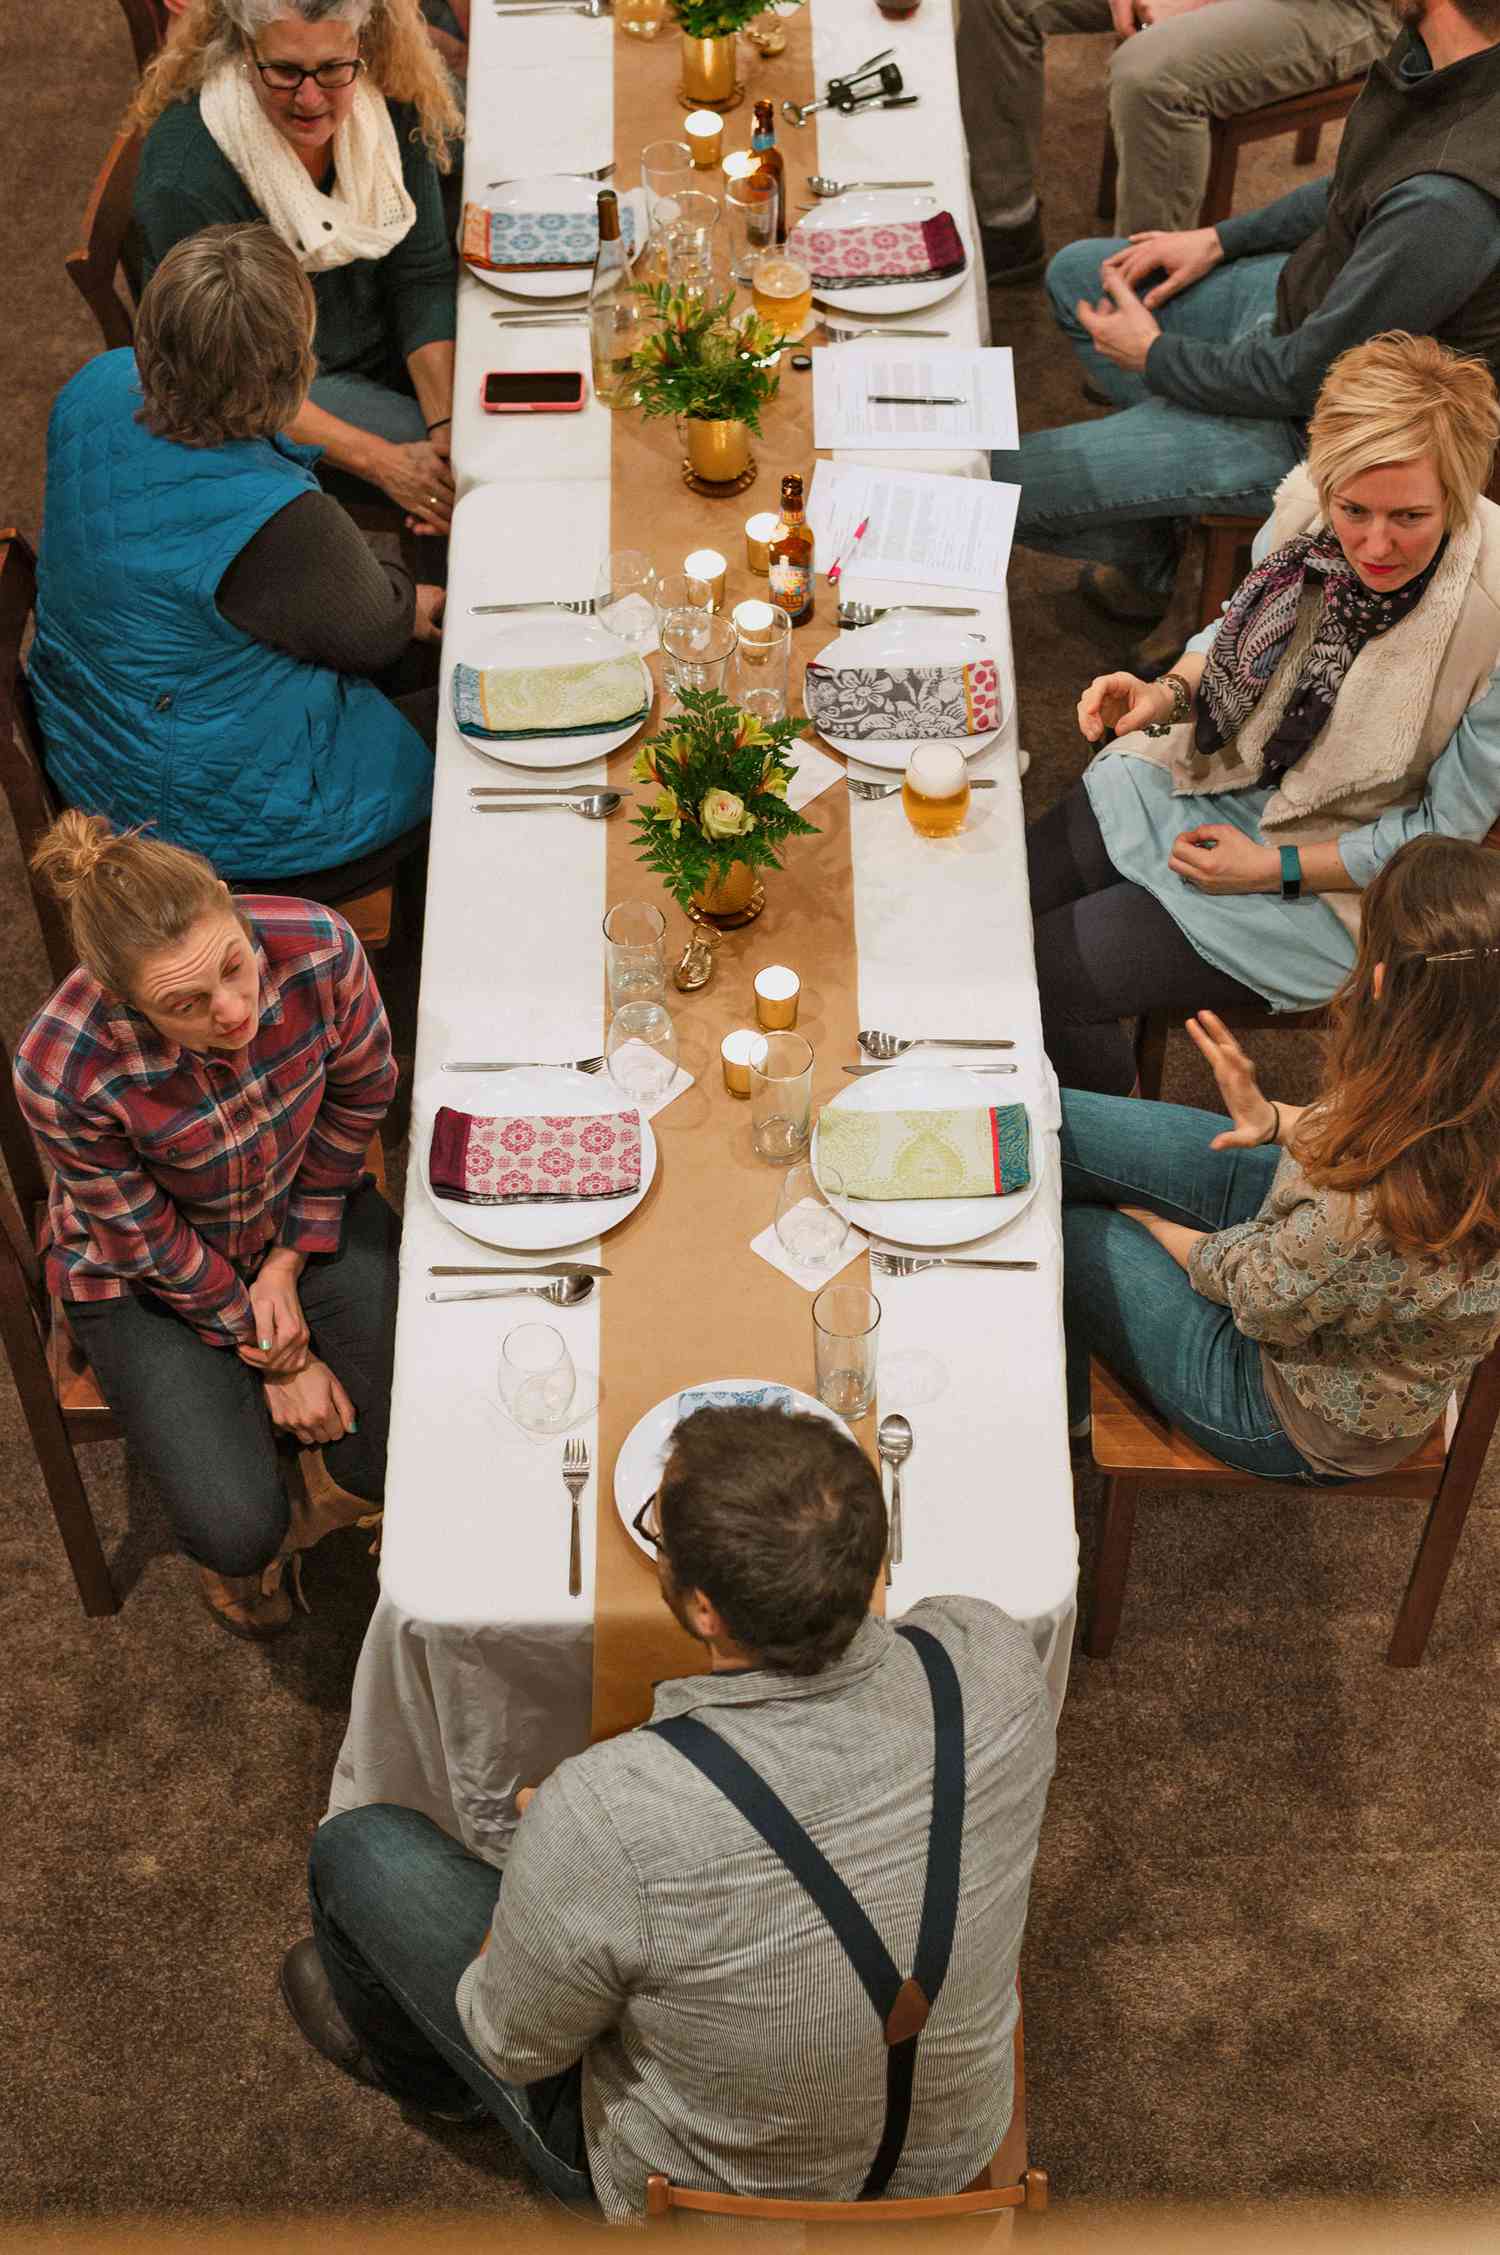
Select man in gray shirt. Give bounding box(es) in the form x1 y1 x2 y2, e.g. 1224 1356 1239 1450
280 1405 1056 2220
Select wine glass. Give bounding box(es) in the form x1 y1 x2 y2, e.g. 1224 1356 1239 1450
774 1163 850 1270
594 550 658 653
606 1000 680 1104
500 1323 576 1433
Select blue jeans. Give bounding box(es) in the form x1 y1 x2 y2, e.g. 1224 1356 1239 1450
1060 1089 1325 1480
993 239 1302 592
309 1805 599 2217
308 371 429 447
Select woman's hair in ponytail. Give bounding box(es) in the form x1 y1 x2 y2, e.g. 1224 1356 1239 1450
31 813 236 999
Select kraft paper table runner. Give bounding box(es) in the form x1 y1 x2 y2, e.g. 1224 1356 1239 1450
592 18 876 1741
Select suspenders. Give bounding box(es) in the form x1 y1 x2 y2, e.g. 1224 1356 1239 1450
646 1623 966 2200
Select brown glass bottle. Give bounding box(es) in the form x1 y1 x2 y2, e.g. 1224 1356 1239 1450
750 100 786 247
768 473 815 625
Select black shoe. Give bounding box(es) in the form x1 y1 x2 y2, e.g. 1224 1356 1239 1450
979 206 1045 288
278 1939 489 2128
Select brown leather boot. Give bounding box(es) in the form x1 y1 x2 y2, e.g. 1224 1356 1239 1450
196 1564 294 1641
285 1451 383 1559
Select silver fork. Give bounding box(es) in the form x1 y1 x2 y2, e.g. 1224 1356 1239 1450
494 0 610 16
860 1029 1015 1056
470 597 597 616
486 164 615 185
847 777 998 801
870 1251 1038 1274
562 1436 589 1598
819 321 952 343
837 601 979 629
443 1055 607 1072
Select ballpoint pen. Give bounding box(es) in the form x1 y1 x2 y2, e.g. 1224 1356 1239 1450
867 394 966 406
826 516 868 589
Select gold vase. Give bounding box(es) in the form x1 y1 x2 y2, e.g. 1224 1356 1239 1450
679 30 740 107
685 415 751 484
692 858 764 926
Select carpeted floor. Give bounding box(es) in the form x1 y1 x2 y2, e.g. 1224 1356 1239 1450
3 1 1497 2229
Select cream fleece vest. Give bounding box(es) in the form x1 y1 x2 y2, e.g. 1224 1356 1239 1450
1110 464 1500 938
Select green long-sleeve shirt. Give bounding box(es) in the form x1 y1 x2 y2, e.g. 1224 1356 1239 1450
134 94 456 383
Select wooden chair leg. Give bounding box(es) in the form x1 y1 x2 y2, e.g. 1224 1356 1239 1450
1085 1475 1136 1659
1198 127 1239 229
1134 1012 1169 1103
1386 1460 1477 1667
0 1291 117 1615
1293 123 1322 165
1096 123 1118 226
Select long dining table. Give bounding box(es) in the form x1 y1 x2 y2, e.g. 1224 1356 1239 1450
327 0 1079 1866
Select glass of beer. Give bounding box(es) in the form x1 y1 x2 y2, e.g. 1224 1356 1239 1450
750 250 813 338
902 741 972 838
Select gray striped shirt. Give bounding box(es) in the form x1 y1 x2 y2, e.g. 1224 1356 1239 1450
456 1598 1056 2220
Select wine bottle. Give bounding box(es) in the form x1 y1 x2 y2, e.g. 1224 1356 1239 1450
589 190 643 408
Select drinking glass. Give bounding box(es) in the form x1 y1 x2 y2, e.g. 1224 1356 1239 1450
748 1030 813 1163
594 550 658 652
641 139 695 240
812 1284 881 1420
664 188 720 290
730 599 792 722
653 571 712 633
500 1323 577 1433
603 899 667 1009
750 249 813 338
725 173 776 284
774 1162 850 1271
902 741 972 839
660 607 737 710
617 0 668 35
606 999 680 1103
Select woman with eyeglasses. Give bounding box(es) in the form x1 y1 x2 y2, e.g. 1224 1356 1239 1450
1060 834 1500 1483
132 0 461 537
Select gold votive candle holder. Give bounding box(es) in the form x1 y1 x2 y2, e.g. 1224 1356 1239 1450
744 511 779 574
684 109 725 166
754 965 801 1031
721 1027 762 1097
684 547 728 611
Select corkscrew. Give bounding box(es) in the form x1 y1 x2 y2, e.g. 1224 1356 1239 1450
781 51 914 127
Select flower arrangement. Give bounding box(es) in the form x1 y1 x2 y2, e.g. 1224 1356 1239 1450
632 689 819 910
672 0 802 38
631 286 783 434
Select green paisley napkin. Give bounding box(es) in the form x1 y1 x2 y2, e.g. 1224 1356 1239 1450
817 1103 1030 1200
451 656 651 741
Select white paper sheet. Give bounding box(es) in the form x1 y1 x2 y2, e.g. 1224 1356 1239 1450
813 348 1018 451
806 462 1021 594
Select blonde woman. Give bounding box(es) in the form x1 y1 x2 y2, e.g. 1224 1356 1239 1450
13 817 400 1641
133 0 461 534
1027 332 1500 1093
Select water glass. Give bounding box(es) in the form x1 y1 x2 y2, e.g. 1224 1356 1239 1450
748 1030 814 1163
595 550 658 652
603 899 667 1009
500 1323 576 1433
725 172 776 284
774 1162 850 1271
812 1284 881 1420
664 188 720 290
617 0 668 35
731 599 792 722
606 999 680 1104
641 139 695 240
660 607 737 709
654 571 712 634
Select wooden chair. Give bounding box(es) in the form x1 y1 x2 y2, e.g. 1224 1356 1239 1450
643 2004 1045 2231
65 129 145 353
0 528 402 960
1098 74 1364 233
1086 1349 1500 1666
113 0 170 71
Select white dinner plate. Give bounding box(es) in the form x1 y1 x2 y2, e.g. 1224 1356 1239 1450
812 1065 1042 1248
808 614 1006 772
464 179 646 300
448 612 654 771
416 1066 657 1251
614 1380 847 1553
793 190 969 318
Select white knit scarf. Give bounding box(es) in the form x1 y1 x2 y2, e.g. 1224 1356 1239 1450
199 59 416 273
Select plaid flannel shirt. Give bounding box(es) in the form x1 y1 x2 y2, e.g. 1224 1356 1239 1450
13 898 396 1350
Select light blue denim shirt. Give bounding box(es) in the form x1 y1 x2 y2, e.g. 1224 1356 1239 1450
1084 517 1500 1010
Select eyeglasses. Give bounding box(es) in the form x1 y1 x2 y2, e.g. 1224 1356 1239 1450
631 1489 664 1552
252 53 364 93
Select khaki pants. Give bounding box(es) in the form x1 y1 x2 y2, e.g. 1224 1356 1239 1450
957 0 1390 233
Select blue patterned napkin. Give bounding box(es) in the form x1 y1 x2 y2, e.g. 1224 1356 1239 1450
461 201 638 272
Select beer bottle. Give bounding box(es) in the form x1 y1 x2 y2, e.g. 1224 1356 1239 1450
768 473 815 625
750 100 786 247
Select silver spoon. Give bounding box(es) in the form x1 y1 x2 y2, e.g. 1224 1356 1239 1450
472 791 625 819
807 175 934 197
878 1412 913 1571
427 1276 595 1306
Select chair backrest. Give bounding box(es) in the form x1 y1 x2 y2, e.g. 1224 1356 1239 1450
0 1022 49 1316
114 0 169 73
65 128 145 352
0 533 75 987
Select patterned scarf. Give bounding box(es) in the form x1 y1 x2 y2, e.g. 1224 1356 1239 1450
1196 526 1448 785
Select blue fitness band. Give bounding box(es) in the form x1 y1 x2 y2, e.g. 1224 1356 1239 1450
1279 845 1303 901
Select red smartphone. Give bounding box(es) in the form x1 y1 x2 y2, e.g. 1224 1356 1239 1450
481 370 588 413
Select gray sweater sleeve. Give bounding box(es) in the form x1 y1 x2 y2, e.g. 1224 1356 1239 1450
1145 175 1500 422
1214 179 1331 261
215 491 417 675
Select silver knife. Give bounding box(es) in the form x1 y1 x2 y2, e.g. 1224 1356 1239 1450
428 1263 610 1278
843 1062 1018 1075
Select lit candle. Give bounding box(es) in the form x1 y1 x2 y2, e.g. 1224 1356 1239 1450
684 547 727 610
753 964 800 1031
722 150 758 184
684 110 724 167
734 597 775 635
744 512 779 574
721 1027 761 1097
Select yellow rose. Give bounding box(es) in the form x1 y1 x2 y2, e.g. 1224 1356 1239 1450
700 788 753 840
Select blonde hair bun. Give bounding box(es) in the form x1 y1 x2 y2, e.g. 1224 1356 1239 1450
30 814 236 999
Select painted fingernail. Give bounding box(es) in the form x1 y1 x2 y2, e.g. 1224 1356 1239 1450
259 1338 271 1350
349 1416 359 1432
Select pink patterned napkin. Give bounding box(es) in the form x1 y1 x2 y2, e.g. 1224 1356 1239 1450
429 1107 642 1204
786 211 966 290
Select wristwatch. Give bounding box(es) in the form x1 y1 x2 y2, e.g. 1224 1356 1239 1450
1279 845 1303 901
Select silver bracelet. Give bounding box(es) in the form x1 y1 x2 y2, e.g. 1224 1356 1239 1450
1143 671 1193 739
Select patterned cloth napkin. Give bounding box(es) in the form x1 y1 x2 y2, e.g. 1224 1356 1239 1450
786 211 965 291
429 1106 642 1203
461 200 637 272
677 1383 794 1418
451 656 651 740
816 1104 1030 1200
803 658 1000 741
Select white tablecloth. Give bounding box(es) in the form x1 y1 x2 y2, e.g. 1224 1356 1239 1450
329 0 1077 1868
